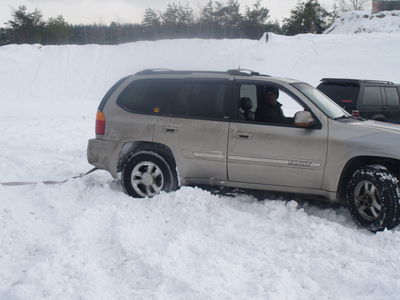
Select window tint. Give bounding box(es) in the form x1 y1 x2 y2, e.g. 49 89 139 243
317 83 359 110
362 86 382 106
117 79 180 114
385 87 400 106
172 82 227 119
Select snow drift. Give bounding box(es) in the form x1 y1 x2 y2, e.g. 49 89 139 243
1 33 400 299
1 32 400 106
325 10 400 34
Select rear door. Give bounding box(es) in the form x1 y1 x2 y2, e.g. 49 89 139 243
153 79 232 181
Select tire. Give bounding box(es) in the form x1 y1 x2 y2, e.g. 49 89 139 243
121 151 178 198
346 165 400 232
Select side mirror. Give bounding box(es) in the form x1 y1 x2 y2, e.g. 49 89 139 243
294 111 315 128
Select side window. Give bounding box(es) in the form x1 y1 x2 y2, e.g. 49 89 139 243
116 79 179 114
238 84 304 125
239 84 258 119
172 82 227 119
385 87 400 106
362 86 382 106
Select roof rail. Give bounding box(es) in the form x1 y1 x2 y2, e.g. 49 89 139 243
135 69 174 75
227 68 270 77
321 78 394 85
134 68 270 77
363 80 394 85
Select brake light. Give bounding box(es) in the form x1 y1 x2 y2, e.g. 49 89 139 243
352 110 360 118
96 111 105 135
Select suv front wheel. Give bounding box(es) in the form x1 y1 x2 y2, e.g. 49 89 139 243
346 165 400 232
122 151 178 198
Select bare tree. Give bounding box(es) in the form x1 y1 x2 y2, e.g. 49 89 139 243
337 0 369 11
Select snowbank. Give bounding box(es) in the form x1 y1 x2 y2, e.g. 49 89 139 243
1 35 400 299
1 32 400 105
325 10 400 34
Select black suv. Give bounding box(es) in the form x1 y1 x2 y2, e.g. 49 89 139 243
317 78 400 123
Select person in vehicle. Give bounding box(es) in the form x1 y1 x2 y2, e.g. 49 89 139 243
255 86 288 124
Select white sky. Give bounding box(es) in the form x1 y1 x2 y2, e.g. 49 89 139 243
0 0 338 26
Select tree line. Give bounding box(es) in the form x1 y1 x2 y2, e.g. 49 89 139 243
0 0 364 46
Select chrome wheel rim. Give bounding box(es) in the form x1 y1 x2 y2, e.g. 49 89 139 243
354 180 382 221
131 161 164 197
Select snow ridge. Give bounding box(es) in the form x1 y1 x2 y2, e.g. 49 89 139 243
325 10 400 34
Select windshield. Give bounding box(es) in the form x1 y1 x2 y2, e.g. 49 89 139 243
292 82 351 119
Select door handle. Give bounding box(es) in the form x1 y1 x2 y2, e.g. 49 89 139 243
163 126 178 133
236 132 252 139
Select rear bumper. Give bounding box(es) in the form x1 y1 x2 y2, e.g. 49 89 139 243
87 138 121 178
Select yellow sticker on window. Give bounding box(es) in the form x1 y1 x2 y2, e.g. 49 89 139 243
154 107 160 113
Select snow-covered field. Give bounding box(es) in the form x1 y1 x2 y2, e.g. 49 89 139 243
1 31 400 299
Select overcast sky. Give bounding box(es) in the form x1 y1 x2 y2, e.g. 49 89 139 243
0 0 337 26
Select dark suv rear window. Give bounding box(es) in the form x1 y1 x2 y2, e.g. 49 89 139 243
317 82 359 109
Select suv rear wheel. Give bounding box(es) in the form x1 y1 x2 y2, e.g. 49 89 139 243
122 151 178 198
346 165 400 232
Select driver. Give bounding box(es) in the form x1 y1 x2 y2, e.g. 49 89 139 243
255 86 288 124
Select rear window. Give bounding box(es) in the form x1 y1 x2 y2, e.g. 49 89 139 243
116 79 180 115
317 82 359 109
117 79 227 119
98 76 129 111
362 86 382 106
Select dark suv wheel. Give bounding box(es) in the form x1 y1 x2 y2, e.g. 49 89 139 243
346 165 400 232
122 151 178 198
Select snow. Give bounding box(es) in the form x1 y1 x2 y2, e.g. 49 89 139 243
1 32 400 299
325 10 400 34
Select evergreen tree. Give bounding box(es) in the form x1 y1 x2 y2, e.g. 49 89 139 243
282 0 331 35
5 5 45 44
142 8 161 27
44 15 71 44
214 0 242 26
161 3 194 26
200 1 217 24
242 0 270 38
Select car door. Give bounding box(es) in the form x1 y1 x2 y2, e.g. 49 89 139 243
153 79 232 181
227 82 328 189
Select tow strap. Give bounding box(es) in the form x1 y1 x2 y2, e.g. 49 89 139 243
0 167 99 187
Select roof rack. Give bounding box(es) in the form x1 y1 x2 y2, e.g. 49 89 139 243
321 78 394 85
227 68 271 77
135 69 270 77
135 69 174 75
363 80 394 85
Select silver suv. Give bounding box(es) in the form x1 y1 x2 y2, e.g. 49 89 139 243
88 69 400 232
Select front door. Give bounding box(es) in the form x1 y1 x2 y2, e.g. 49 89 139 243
228 82 328 189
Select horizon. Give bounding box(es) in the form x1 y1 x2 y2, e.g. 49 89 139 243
0 0 337 26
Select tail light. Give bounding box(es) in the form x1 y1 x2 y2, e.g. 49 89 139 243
351 110 360 118
96 111 105 135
